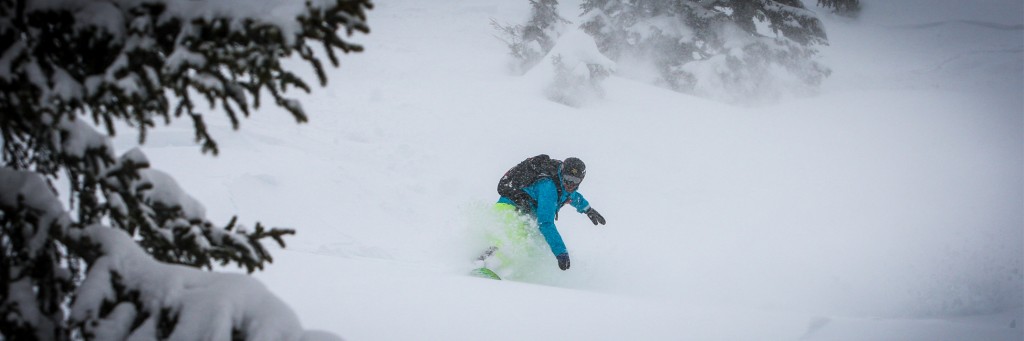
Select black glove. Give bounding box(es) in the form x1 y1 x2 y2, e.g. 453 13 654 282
556 253 570 271
585 208 606 225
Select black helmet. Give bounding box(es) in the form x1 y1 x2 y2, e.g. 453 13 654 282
562 157 586 185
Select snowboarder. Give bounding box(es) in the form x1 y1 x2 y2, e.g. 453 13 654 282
487 154 606 272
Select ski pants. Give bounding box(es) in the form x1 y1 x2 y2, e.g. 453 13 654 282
488 203 536 268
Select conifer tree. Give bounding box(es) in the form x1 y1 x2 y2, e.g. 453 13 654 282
493 0 571 73
524 0 571 52
578 0 634 60
0 0 371 339
818 0 862 17
580 0 830 102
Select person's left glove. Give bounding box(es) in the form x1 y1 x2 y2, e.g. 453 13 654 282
556 253 570 270
585 208 606 225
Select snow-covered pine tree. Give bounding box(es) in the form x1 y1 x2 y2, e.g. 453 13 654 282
580 0 667 61
691 0 830 101
539 30 615 107
579 0 830 103
492 0 571 73
818 0 861 17
524 0 570 52
0 0 371 339
580 0 709 88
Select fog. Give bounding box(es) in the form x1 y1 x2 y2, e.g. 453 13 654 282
116 0 1023 338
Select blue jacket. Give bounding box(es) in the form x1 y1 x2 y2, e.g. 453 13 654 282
497 170 591 256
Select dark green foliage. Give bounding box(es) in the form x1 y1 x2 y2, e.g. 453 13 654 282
493 0 571 73
579 0 830 102
0 0 372 339
1 1 370 157
525 0 571 52
818 0 862 16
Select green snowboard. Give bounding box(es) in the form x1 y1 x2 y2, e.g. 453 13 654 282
471 246 501 280
470 267 501 280
469 203 535 281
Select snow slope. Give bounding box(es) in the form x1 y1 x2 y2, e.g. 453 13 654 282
111 0 1023 339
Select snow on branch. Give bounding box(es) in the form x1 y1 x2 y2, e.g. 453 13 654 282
524 28 616 107
0 0 373 155
68 225 320 341
0 168 72 255
1 138 299 337
0 168 73 340
0 165 319 337
0 0 370 339
760 0 828 45
0 168 326 340
579 0 830 104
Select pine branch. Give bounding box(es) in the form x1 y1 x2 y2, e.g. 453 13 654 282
0 0 373 338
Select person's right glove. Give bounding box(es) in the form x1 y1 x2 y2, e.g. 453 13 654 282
556 253 570 271
585 208 606 225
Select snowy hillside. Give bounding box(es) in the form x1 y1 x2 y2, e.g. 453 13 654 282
110 0 1022 339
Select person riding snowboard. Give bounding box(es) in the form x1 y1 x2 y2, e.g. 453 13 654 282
488 154 606 272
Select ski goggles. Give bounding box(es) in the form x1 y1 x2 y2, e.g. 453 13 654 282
563 174 583 184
